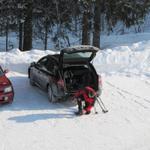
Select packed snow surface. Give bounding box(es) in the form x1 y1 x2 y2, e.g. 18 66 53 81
0 34 150 150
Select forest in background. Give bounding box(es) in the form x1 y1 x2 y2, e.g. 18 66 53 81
0 0 150 51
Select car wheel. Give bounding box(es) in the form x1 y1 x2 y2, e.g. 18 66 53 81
47 85 57 103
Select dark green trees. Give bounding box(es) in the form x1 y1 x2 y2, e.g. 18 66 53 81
23 0 33 51
0 0 149 51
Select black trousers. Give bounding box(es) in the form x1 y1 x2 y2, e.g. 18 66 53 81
77 98 83 113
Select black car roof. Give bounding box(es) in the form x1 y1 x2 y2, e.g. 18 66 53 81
47 54 60 62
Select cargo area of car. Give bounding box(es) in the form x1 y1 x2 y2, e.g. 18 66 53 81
63 65 98 93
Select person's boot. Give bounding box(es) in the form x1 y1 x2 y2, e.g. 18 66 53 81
75 98 83 115
75 110 83 116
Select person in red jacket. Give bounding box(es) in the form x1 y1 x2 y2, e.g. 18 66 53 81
74 86 97 115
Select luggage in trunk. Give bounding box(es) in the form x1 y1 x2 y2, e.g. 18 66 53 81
63 65 94 92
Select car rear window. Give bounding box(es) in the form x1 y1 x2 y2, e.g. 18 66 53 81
63 52 93 59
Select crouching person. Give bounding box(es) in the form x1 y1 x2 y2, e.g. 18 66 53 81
74 86 97 115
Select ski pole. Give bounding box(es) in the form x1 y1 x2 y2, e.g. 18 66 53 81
94 105 98 114
97 97 108 111
96 97 108 113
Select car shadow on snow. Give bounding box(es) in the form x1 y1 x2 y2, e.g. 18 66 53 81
1 75 76 112
8 112 75 123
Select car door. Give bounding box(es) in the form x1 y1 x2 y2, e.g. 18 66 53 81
37 56 58 90
35 56 50 89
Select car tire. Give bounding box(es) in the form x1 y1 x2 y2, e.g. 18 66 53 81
47 85 57 103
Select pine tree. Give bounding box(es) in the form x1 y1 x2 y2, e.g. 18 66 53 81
93 0 101 48
15 0 27 51
0 0 16 51
23 0 33 51
80 0 92 45
104 0 150 32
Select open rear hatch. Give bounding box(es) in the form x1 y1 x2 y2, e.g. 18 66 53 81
60 45 100 93
60 45 99 65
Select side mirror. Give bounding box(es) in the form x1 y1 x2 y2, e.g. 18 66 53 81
36 63 42 68
31 62 36 66
4 69 9 74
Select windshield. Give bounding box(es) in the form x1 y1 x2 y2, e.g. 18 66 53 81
63 52 93 60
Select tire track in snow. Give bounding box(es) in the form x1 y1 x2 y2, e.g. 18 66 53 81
116 90 148 109
144 80 150 86
105 81 150 109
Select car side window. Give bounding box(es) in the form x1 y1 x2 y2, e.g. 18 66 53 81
37 57 58 76
46 59 55 72
38 57 48 66
37 57 49 72
46 58 58 76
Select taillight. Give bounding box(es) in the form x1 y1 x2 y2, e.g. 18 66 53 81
98 75 102 87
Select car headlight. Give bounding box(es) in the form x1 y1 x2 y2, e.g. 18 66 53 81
4 86 12 93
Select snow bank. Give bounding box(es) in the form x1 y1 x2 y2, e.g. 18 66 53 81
0 49 56 74
94 40 150 77
1 39 150 78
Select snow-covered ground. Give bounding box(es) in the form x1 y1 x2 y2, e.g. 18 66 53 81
0 33 150 150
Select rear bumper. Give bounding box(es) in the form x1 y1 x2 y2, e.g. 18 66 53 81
65 88 102 97
0 92 14 104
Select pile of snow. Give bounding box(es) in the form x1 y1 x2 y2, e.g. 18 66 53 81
94 40 150 77
0 49 56 74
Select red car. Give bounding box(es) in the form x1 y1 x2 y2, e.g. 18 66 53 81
0 66 14 104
